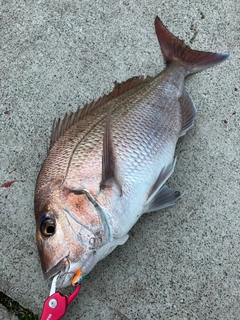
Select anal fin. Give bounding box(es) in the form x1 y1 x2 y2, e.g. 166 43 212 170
180 88 197 136
144 185 182 213
144 159 181 213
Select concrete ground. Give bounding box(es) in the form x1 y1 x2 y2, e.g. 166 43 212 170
0 305 18 320
0 0 239 319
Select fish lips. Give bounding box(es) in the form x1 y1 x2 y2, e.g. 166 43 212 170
43 256 70 281
44 256 83 288
56 270 77 288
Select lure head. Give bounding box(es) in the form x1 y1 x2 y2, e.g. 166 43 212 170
34 181 109 288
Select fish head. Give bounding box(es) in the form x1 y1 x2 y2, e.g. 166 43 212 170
34 181 109 288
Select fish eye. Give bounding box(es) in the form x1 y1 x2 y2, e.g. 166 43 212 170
40 217 56 237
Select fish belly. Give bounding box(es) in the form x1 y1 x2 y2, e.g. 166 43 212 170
110 139 177 238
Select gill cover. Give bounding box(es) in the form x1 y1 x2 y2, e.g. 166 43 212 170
35 186 111 282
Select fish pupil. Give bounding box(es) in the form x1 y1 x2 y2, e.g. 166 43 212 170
46 225 55 234
40 216 56 237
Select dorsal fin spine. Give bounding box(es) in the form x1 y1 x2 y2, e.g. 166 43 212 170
49 76 152 150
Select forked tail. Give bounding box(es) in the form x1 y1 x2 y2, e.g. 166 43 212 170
154 16 230 74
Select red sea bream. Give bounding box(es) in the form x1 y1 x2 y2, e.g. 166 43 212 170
34 17 229 288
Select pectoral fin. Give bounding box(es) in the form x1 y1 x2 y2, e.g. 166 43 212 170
100 105 122 193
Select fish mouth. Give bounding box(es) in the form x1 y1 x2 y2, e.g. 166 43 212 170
44 256 70 281
44 256 81 288
43 251 101 288
49 253 98 288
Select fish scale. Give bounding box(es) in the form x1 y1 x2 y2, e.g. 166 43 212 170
34 16 229 288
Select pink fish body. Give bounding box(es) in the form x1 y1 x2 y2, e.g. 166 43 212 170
34 17 229 288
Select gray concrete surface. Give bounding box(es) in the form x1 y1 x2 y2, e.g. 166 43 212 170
0 305 18 320
0 0 239 319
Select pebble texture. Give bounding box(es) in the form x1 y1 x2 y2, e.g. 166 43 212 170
0 0 239 319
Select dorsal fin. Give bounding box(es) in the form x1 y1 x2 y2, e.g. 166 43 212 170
50 76 152 149
100 105 122 194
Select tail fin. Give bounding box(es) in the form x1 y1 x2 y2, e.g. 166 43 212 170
154 16 230 74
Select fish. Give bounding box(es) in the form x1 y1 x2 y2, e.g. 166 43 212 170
34 16 229 288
